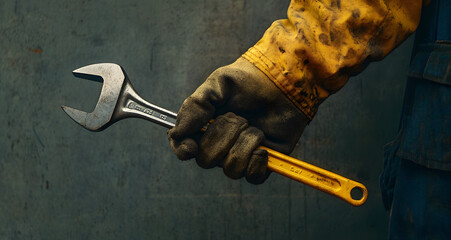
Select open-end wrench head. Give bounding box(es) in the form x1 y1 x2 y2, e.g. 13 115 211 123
61 63 126 131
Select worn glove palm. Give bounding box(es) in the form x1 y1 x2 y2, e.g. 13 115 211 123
168 58 309 184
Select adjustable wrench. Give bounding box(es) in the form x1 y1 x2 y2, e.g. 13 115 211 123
62 63 368 206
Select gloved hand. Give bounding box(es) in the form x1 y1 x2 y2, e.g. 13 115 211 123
168 57 309 184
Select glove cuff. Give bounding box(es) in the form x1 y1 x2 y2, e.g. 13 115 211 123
242 47 329 121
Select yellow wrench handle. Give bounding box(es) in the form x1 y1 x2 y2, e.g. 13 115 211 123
202 120 367 206
259 146 368 206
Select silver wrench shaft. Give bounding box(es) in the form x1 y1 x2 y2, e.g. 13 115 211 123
117 82 177 129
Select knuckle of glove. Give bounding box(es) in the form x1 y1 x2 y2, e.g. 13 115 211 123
196 112 248 169
222 126 264 179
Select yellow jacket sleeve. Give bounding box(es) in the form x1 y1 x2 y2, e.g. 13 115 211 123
242 0 423 120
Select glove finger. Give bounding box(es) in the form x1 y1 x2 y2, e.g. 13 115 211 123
222 126 264 179
168 134 199 161
245 149 270 185
196 112 248 169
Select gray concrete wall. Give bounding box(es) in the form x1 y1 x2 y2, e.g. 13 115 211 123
0 0 413 239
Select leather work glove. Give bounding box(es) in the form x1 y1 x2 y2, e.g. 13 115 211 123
168 58 309 184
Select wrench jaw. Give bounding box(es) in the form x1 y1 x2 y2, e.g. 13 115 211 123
61 105 116 132
61 105 90 130
61 63 126 131
62 62 178 131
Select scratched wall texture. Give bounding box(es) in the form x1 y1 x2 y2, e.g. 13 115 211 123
0 0 414 239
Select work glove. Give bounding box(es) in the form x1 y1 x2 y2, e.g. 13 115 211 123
168 58 309 184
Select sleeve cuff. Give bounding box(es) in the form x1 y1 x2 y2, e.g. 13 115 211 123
242 46 326 120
